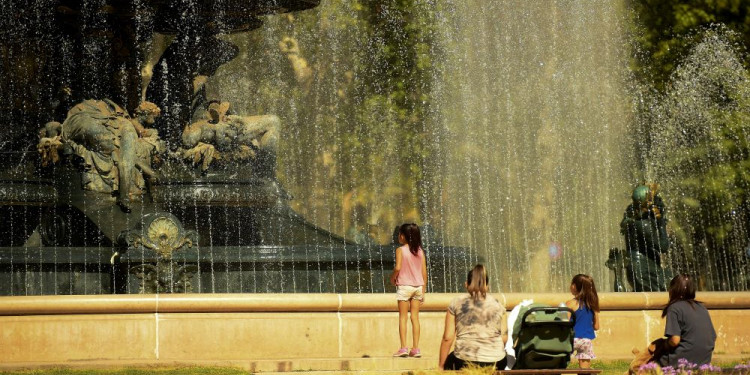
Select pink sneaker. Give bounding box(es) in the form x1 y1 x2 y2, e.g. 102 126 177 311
393 347 409 357
409 348 421 357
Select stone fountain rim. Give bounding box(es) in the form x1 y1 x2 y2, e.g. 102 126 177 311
0 292 748 315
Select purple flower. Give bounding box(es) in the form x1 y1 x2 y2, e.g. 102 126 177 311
639 362 659 371
676 358 698 370
637 362 661 374
661 366 676 375
698 363 721 372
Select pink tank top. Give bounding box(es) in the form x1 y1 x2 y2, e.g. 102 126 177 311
396 245 425 286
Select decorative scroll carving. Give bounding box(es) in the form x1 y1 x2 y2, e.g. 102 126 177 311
129 263 200 294
119 212 200 293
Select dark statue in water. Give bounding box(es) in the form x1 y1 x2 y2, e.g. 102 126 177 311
179 101 280 175
37 97 281 211
620 184 673 291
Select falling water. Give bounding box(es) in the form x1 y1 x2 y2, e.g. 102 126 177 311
644 27 750 291
210 0 635 293
422 1 635 292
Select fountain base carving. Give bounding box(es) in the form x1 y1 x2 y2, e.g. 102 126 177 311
0 155 472 294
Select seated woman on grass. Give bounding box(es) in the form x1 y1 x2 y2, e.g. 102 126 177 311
656 274 716 367
438 264 507 370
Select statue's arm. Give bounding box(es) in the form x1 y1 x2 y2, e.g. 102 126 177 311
620 204 635 234
655 198 670 252
129 119 149 138
182 122 215 149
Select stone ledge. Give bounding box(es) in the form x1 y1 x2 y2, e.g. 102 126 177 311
0 294 747 366
1 292 748 315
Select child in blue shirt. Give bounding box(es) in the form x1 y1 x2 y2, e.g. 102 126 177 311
565 274 600 369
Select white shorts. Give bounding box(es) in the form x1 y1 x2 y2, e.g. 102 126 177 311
573 338 596 359
396 285 424 301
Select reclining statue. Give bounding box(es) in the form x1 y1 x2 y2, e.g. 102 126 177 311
38 99 163 211
178 101 279 177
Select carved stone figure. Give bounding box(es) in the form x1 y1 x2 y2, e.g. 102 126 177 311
37 121 64 166
39 99 163 210
178 101 279 176
279 36 313 90
146 31 241 149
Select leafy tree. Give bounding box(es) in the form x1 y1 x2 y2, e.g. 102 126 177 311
630 0 750 92
631 1 750 290
648 28 750 290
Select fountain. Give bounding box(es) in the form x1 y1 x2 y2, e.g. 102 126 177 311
0 1 747 296
0 0 472 295
641 27 750 291
1 2 750 370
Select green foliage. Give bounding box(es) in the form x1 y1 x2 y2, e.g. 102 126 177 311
630 0 750 92
645 27 750 289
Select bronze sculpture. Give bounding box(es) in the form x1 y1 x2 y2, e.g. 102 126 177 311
179 101 279 175
38 99 163 211
620 183 672 291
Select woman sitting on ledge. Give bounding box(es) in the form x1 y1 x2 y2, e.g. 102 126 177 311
656 274 716 367
438 264 507 370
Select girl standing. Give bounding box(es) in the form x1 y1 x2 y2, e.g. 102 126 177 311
390 223 427 357
565 274 600 369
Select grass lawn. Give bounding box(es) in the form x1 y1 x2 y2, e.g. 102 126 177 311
0 369 249 375
0 361 633 375
0 360 746 375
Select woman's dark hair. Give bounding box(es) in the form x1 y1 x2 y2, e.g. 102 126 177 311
398 223 422 255
571 274 600 312
467 264 489 300
662 274 697 318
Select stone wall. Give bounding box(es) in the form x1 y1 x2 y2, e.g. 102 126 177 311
0 293 747 369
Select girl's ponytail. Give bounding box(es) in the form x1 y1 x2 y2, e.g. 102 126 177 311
467 264 489 300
